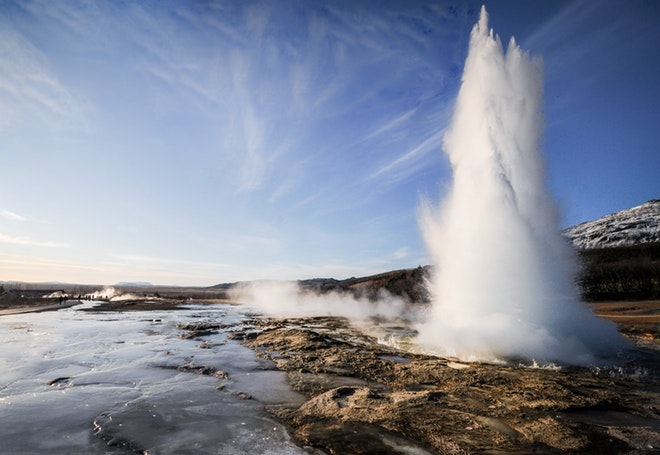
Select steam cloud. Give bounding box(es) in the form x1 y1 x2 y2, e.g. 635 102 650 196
416 7 627 365
86 287 144 301
230 280 410 321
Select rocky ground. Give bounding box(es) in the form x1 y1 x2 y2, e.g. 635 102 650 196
213 313 659 455
4 298 658 453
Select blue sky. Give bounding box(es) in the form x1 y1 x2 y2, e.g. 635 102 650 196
0 0 658 286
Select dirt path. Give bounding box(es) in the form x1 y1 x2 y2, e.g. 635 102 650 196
0 301 79 316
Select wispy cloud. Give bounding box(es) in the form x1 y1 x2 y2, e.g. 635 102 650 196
104 253 233 284
0 233 68 248
234 234 282 251
524 0 598 52
229 50 268 192
20 0 105 39
0 253 225 285
393 247 409 260
109 253 230 270
0 16 92 132
0 255 108 273
365 108 418 141
0 210 27 222
368 130 444 183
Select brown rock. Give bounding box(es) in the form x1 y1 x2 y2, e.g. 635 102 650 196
232 316 660 454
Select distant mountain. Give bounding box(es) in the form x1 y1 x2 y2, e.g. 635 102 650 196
115 282 154 287
564 199 660 250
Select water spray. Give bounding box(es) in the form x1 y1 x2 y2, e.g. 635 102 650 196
416 6 627 365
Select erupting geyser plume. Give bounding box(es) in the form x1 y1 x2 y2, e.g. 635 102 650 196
417 7 627 365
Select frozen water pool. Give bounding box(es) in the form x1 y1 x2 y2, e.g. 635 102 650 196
0 302 307 454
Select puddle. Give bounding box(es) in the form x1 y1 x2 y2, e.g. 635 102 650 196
561 410 660 429
378 355 412 364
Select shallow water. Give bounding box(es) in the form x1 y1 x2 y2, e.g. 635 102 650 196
0 302 307 454
368 319 660 377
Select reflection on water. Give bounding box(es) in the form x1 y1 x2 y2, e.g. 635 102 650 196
0 302 307 454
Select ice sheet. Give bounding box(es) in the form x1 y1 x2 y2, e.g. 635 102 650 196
0 303 307 454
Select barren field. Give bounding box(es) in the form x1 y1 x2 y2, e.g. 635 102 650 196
591 300 660 340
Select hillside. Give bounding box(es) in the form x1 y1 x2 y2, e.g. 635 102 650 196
563 199 660 249
577 242 660 301
560 199 660 301
300 266 431 304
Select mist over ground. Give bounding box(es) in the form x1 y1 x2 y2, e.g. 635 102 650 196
230 280 415 321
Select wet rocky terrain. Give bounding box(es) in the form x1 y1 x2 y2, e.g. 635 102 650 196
176 313 660 455
2 287 658 454
1 297 658 454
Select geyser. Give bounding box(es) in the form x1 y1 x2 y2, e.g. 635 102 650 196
417 7 627 365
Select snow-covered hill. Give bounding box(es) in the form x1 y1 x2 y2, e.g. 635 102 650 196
563 199 660 250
